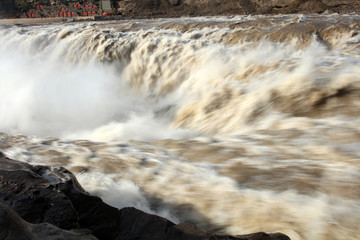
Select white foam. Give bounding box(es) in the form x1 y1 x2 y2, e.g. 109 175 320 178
1 20 360 140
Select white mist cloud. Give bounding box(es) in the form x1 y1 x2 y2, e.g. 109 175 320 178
0 49 140 137
0 38 191 142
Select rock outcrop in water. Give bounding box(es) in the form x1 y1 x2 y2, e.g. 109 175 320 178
0 0 359 19
0 152 290 240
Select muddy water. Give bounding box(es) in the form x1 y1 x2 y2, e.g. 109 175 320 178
1 14 360 240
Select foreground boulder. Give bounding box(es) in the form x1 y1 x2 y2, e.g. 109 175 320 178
0 154 80 230
0 200 97 240
0 152 290 240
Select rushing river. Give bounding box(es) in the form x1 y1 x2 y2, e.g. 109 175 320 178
1 14 360 240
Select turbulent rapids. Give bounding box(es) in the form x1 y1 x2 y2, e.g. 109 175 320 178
1 14 360 240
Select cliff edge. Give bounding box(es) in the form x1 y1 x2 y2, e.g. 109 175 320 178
0 0 359 19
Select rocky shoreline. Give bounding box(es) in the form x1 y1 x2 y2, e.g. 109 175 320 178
0 152 291 240
0 0 359 20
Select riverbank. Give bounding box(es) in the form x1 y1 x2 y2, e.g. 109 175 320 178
1 0 359 21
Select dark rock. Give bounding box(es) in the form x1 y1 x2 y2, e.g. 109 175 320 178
0 200 98 240
0 152 290 240
0 199 37 240
166 223 290 240
0 156 80 230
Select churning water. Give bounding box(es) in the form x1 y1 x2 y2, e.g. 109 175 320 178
1 14 360 240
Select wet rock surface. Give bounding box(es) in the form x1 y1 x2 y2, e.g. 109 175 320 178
0 152 290 240
0 157 80 230
0 200 98 240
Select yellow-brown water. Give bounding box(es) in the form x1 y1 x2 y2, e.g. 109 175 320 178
1 14 360 240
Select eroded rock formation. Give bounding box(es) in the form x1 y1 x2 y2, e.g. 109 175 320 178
0 0 359 19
